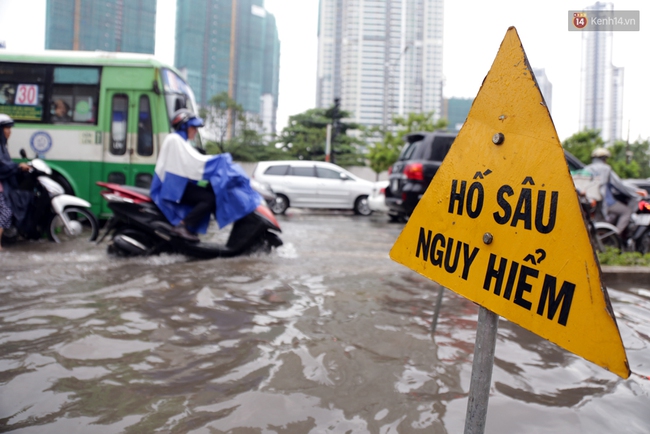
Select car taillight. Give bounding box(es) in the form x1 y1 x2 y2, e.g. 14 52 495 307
380 187 386 195
388 166 392 175
404 163 423 181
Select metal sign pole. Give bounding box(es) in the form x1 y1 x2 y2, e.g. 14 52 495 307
430 286 445 333
464 306 499 434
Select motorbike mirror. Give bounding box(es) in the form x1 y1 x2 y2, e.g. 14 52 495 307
20 149 27 159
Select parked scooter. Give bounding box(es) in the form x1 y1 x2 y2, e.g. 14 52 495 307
1 149 99 245
95 181 283 259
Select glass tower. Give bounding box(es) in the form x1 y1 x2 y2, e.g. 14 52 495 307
579 1 623 143
316 0 444 129
175 0 280 135
45 0 156 54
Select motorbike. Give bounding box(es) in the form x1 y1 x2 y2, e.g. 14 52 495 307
593 198 650 254
1 149 99 245
95 181 283 259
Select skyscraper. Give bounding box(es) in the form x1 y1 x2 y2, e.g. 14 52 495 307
175 0 280 136
45 0 156 54
533 68 553 115
579 2 623 143
316 0 444 129
443 97 473 132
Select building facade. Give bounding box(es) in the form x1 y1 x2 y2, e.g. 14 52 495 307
45 0 156 54
175 0 280 136
316 0 444 129
442 97 472 132
533 68 553 115
579 1 623 143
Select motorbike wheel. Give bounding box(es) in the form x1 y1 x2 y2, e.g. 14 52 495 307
270 194 289 215
48 207 99 243
637 231 650 255
596 226 622 251
109 229 156 257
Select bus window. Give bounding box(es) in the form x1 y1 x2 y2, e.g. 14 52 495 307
135 173 152 188
108 172 126 185
110 94 128 155
51 66 99 124
137 95 153 156
50 94 73 122
0 63 46 121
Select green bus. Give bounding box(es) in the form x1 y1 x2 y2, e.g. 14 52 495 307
0 50 200 218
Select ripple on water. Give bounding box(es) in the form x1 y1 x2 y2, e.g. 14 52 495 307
58 335 158 360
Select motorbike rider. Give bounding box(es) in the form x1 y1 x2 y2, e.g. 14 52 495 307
584 147 643 237
0 114 30 249
152 109 215 242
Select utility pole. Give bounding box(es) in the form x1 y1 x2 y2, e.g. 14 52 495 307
330 98 341 164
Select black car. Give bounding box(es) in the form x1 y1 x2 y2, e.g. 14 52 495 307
385 131 457 221
384 130 586 221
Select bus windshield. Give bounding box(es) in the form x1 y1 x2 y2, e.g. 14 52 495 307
160 68 198 123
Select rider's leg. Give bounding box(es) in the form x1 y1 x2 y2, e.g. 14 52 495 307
180 182 216 230
607 201 633 235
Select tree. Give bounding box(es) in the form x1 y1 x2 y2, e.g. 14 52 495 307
274 104 366 166
200 92 284 161
562 130 650 178
608 139 650 179
365 112 448 179
561 129 605 165
200 92 244 155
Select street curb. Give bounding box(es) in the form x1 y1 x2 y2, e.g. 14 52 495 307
601 266 650 287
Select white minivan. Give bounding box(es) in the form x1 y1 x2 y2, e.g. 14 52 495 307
251 160 376 215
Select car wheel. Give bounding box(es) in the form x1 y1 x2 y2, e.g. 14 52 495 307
270 194 289 214
389 213 406 223
354 195 371 216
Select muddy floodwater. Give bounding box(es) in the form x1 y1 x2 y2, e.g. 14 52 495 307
1 211 650 433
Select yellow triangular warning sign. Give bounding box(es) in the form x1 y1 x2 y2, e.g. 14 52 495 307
390 27 629 378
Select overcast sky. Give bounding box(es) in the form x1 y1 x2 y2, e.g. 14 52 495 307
0 0 648 142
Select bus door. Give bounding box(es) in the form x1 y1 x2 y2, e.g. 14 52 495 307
103 90 159 189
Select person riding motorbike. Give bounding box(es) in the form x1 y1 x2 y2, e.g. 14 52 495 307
151 109 214 242
0 114 30 249
584 147 643 237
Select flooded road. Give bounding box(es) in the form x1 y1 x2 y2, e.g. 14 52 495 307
1 211 650 433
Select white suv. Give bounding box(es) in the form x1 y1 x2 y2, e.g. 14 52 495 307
251 160 376 215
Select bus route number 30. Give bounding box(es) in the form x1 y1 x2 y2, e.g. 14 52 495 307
15 84 39 106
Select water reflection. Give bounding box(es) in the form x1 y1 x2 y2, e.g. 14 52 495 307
0 214 649 433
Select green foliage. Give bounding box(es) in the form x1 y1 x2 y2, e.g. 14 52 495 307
598 247 650 266
562 129 604 165
562 130 650 179
274 104 366 166
365 112 449 177
607 139 650 179
201 92 284 161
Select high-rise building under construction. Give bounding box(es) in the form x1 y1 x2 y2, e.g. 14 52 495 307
45 0 156 54
175 0 280 136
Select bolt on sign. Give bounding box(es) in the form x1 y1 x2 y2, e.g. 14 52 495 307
390 27 629 379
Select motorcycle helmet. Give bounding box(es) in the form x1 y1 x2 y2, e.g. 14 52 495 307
171 108 204 131
0 113 14 129
591 147 611 159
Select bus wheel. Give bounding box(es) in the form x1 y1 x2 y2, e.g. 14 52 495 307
52 173 74 196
